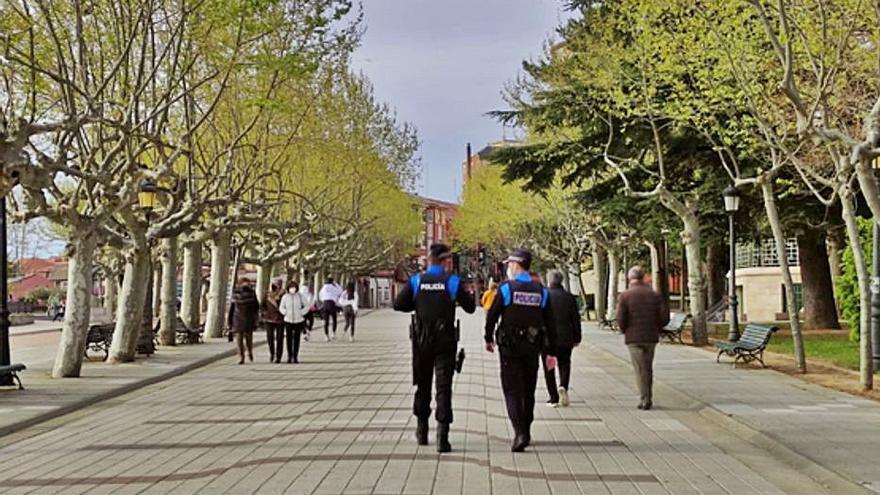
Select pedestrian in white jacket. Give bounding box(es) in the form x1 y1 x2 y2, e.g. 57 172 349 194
279 281 308 363
339 283 359 342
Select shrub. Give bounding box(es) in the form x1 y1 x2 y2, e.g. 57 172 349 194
836 218 872 342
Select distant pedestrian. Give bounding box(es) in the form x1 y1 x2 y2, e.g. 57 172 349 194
300 284 316 340
617 266 669 410
279 281 308 363
260 283 284 363
228 279 260 365
53 299 66 321
339 283 359 342
542 271 582 408
481 280 498 310
318 277 343 341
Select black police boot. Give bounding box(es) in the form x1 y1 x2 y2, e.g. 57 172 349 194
511 433 529 453
436 423 451 453
415 419 429 446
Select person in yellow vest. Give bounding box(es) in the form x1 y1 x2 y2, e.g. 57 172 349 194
481 280 498 310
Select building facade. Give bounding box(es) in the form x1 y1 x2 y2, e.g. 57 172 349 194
732 238 803 323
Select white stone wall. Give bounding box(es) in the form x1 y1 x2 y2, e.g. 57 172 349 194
731 266 802 322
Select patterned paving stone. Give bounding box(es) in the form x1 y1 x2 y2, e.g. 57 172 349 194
0 310 845 494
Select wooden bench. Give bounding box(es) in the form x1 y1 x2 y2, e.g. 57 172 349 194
660 312 689 344
0 363 26 390
85 323 114 361
714 323 778 368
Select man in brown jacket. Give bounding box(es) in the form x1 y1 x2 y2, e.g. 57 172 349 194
616 266 669 410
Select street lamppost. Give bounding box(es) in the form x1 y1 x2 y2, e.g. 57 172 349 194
660 228 671 309
872 158 880 369
136 178 158 355
723 184 741 341
620 233 630 289
0 175 12 386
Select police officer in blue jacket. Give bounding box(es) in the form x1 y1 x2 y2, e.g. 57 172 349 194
394 243 476 453
485 248 557 452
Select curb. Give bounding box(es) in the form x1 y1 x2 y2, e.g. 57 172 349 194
593 340 872 495
0 341 260 439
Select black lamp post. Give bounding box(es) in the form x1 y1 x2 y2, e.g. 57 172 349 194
620 233 630 289
723 184 741 341
0 182 11 386
872 158 880 369
660 228 671 309
136 178 158 355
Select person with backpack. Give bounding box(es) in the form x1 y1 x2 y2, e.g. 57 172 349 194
279 281 308 363
339 283 359 342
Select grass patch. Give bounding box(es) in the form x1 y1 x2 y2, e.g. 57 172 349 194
766 332 876 372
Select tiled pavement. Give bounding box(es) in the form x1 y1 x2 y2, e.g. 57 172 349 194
0 310 857 494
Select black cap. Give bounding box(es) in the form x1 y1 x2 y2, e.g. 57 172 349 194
429 243 453 260
503 248 533 270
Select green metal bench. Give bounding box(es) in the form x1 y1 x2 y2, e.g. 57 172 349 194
660 312 689 344
0 363 27 390
714 323 778 368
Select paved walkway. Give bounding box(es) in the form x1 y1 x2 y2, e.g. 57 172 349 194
586 325 880 494
0 310 855 494
1 328 262 437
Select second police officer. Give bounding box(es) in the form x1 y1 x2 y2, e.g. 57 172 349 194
484 248 557 452
393 243 476 453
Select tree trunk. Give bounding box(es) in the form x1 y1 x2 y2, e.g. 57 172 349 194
683 223 707 345
593 243 608 321
705 242 726 308
841 190 873 389
205 231 232 338
256 262 273 303
159 236 179 346
181 242 202 330
52 233 97 378
108 246 151 363
647 241 661 293
103 273 118 315
798 229 840 330
827 233 843 302
152 263 162 318
761 179 806 372
606 249 619 320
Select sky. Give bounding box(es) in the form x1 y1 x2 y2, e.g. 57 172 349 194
350 0 571 203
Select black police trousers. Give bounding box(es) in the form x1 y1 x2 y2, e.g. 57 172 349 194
412 341 456 424
499 346 540 435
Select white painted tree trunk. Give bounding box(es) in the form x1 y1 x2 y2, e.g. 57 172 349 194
841 190 874 389
52 234 97 378
108 246 151 363
606 250 619 320
761 179 807 372
593 243 608 321
181 242 202 330
205 232 232 338
159 236 179 346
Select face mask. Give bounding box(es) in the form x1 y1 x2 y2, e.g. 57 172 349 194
506 266 516 281
288 288 297 294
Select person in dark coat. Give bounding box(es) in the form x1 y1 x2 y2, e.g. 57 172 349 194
228 278 260 364
541 271 582 408
616 266 669 410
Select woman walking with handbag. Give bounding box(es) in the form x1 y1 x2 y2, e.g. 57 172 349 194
261 283 285 363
